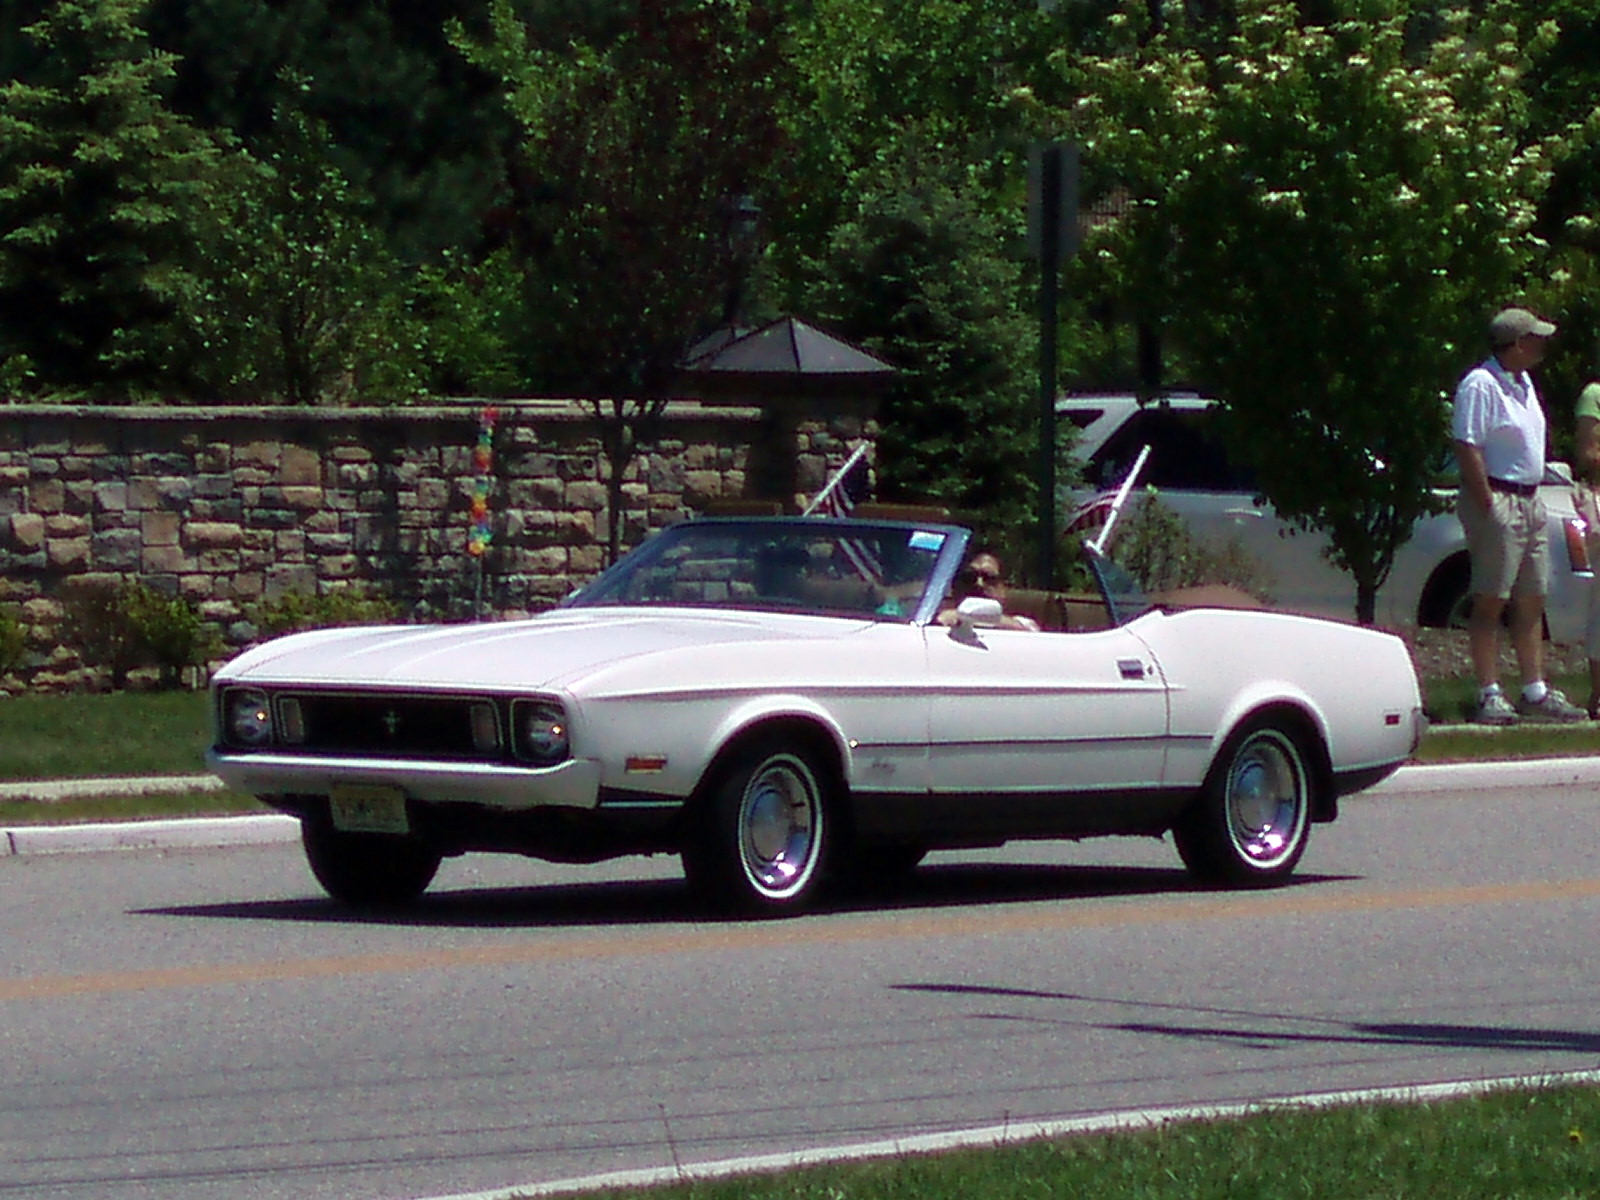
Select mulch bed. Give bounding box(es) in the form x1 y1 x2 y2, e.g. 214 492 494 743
1400 627 1588 685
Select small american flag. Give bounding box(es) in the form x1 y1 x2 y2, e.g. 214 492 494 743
814 447 872 519
808 444 883 583
1063 489 1117 538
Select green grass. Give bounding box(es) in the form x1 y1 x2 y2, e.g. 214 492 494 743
0 689 211 780
1417 722 1600 761
1416 667 1600 760
0 789 269 826
1425 668 1593 726
585 1084 1599 1200
1426 671 1501 725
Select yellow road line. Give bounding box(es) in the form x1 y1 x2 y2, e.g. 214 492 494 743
5 876 1599 1001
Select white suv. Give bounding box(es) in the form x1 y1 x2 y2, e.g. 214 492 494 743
1059 393 1588 641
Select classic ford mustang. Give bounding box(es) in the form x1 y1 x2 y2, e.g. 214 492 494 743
207 515 1424 913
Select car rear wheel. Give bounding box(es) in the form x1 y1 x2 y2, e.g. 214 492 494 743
1174 719 1313 887
683 742 831 915
301 815 442 906
1419 556 1471 629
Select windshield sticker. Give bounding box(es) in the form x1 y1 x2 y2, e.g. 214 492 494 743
909 530 945 551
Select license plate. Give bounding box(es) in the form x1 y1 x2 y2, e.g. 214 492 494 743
329 784 409 834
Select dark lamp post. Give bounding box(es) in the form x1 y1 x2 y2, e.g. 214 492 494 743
721 193 761 327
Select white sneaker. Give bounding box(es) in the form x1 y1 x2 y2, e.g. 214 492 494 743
1473 691 1518 726
1514 688 1588 723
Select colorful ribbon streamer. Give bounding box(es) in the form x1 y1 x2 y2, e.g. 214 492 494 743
467 405 498 557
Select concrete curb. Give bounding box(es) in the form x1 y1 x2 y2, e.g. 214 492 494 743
0 774 225 802
2 756 1598 858
3 814 299 857
1366 756 1600 795
0 774 293 858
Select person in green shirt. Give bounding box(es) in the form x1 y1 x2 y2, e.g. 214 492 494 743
1575 379 1600 716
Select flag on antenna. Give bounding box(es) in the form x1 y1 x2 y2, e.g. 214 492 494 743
1063 488 1116 539
806 443 882 583
815 449 872 519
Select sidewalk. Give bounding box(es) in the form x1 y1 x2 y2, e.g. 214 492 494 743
0 774 225 802
0 774 298 857
4 754 1599 858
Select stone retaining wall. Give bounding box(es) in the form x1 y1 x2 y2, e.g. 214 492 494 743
0 400 874 689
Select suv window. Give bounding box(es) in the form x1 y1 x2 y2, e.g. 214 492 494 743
1086 406 1256 492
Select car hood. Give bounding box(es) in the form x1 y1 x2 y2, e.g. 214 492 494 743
213 608 868 692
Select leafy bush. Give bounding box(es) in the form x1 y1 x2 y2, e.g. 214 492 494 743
181 108 430 404
58 578 221 689
1110 489 1273 600
128 587 225 688
0 605 26 674
59 581 144 688
246 587 401 638
405 247 523 396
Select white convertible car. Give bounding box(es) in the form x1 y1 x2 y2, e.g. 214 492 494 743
207 516 1424 913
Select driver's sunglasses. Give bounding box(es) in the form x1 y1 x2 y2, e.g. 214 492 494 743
963 567 1002 586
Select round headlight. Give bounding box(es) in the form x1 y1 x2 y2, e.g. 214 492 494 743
515 701 569 765
227 689 274 747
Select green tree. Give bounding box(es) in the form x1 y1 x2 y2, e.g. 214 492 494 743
458 0 793 561
0 0 224 392
778 0 1065 570
1066 0 1572 623
1516 0 1600 419
797 131 1039 568
778 0 1060 265
403 244 525 397
145 0 512 265
181 106 432 404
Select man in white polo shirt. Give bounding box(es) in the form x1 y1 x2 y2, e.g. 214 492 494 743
1452 305 1586 725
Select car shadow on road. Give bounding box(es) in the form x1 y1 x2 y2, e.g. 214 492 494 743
135 861 1355 928
891 981 1600 1057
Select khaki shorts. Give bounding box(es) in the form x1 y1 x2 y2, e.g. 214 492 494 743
1457 489 1548 601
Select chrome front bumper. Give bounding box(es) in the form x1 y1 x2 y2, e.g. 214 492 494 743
205 749 604 811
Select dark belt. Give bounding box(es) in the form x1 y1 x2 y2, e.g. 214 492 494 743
1487 477 1538 498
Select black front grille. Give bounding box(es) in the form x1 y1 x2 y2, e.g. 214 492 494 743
287 692 497 760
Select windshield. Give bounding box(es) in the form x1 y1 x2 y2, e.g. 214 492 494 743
1084 544 1155 626
565 518 961 622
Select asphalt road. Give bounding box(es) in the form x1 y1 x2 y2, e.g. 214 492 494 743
1 776 1597 1200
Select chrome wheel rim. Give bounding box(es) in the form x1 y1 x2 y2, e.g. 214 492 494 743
1224 729 1307 870
737 754 822 900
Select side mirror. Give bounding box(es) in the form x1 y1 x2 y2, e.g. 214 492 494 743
953 596 1004 629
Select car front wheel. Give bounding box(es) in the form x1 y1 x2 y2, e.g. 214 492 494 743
683 742 832 915
1174 719 1313 887
301 814 442 906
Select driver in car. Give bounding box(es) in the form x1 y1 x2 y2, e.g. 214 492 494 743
939 551 1041 631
